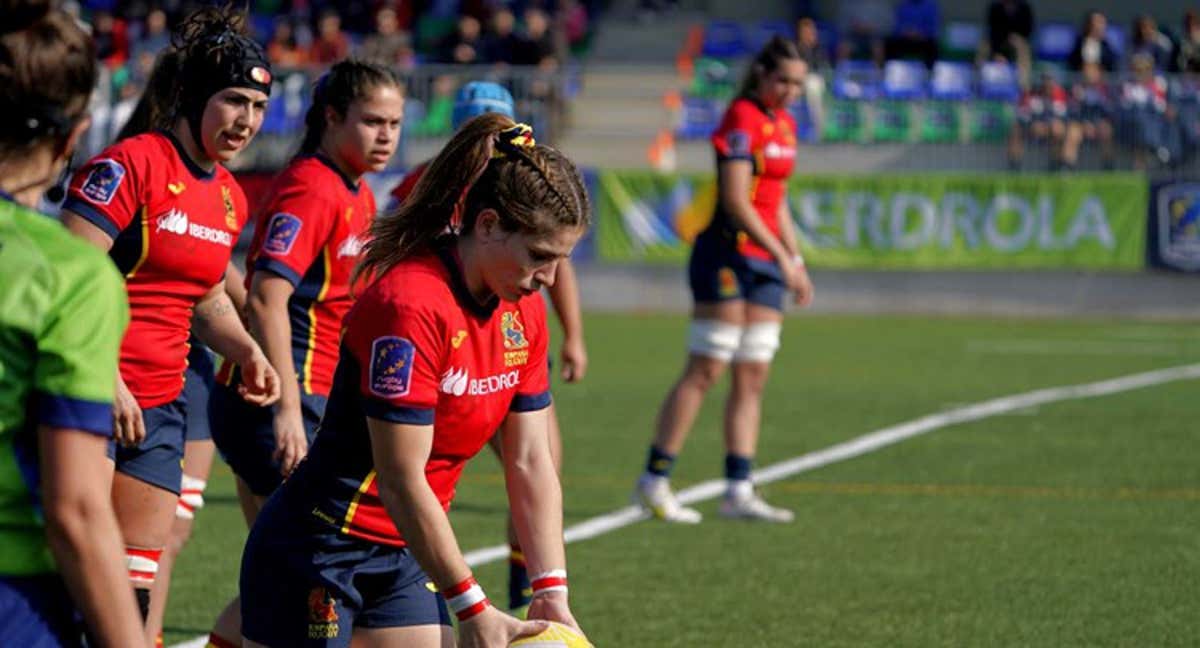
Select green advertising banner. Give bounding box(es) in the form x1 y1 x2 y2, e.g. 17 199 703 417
596 171 1149 269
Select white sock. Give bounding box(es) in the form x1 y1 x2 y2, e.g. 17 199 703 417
727 479 753 500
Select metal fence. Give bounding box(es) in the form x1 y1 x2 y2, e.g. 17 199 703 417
82 63 571 172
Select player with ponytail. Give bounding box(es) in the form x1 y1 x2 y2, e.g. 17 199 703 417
239 113 590 647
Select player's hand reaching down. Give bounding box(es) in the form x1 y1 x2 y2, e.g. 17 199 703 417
112 373 145 447
527 590 585 637
559 336 588 383
238 349 281 406
272 405 308 477
459 606 550 648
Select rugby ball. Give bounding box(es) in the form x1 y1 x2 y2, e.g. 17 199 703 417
510 621 593 647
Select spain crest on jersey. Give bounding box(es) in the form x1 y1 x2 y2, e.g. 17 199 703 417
501 312 528 350
222 186 238 229
307 587 339 639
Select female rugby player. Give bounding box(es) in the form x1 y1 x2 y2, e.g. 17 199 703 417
634 36 814 523
60 7 281 636
205 58 404 648
239 113 590 647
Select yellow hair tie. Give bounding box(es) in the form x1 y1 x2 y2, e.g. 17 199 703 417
493 123 536 158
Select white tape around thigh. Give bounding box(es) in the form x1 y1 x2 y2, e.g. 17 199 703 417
733 321 782 362
687 319 743 361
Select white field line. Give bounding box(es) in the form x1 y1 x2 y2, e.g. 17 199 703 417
171 362 1200 648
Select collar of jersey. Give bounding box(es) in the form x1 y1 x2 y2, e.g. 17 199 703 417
312 154 360 194
160 129 216 181
435 237 499 320
746 95 777 120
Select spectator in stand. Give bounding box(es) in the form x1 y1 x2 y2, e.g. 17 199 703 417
514 7 558 69
360 6 416 70
984 0 1033 84
1063 62 1115 170
796 16 831 73
484 8 521 65
836 0 889 65
130 8 169 61
92 9 130 68
1119 52 1172 168
885 0 940 68
1131 15 1175 72
561 0 589 53
1177 10 1200 73
1170 70 1200 162
1068 11 1117 72
267 19 309 69
1008 70 1069 171
310 8 350 65
796 17 829 135
439 14 485 64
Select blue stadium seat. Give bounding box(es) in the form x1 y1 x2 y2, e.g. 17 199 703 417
832 61 881 100
1035 22 1076 62
250 14 274 41
882 60 928 100
752 20 794 51
930 62 974 101
701 20 749 59
978 62 1019 102
676 96 722 139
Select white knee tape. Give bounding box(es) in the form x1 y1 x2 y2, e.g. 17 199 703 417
176 475 207 520
687 320 743 361
733 322 782 363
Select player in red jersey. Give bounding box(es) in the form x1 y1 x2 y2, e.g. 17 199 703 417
239 113 590 647
59 7 281 636
634 36 814 524
390 80 588 615
204 58 404 648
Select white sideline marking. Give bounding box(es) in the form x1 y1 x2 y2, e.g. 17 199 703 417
171 362 1200 648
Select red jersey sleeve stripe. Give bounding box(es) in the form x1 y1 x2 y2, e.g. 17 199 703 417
510 391 552 413
63 199 123 239
252 256 304 287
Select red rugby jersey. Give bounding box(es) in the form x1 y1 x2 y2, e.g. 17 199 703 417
220 155 375 396
710 97 798 262
386 161 427 211
64 131 249 408
287 244 551 547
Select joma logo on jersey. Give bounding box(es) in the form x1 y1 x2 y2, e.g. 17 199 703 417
501 312 528 350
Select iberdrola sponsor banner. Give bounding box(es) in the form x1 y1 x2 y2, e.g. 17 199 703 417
596 171 1148 269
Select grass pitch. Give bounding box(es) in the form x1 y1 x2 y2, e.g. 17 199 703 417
165 314 1200 647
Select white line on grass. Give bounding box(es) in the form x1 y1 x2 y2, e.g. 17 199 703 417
171 362 1200 648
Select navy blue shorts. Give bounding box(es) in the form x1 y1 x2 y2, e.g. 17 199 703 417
689 230 787 311
209 380 327 496
241 493 450 646
183 342 215 443
107 397 186 494
0 575 88 648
